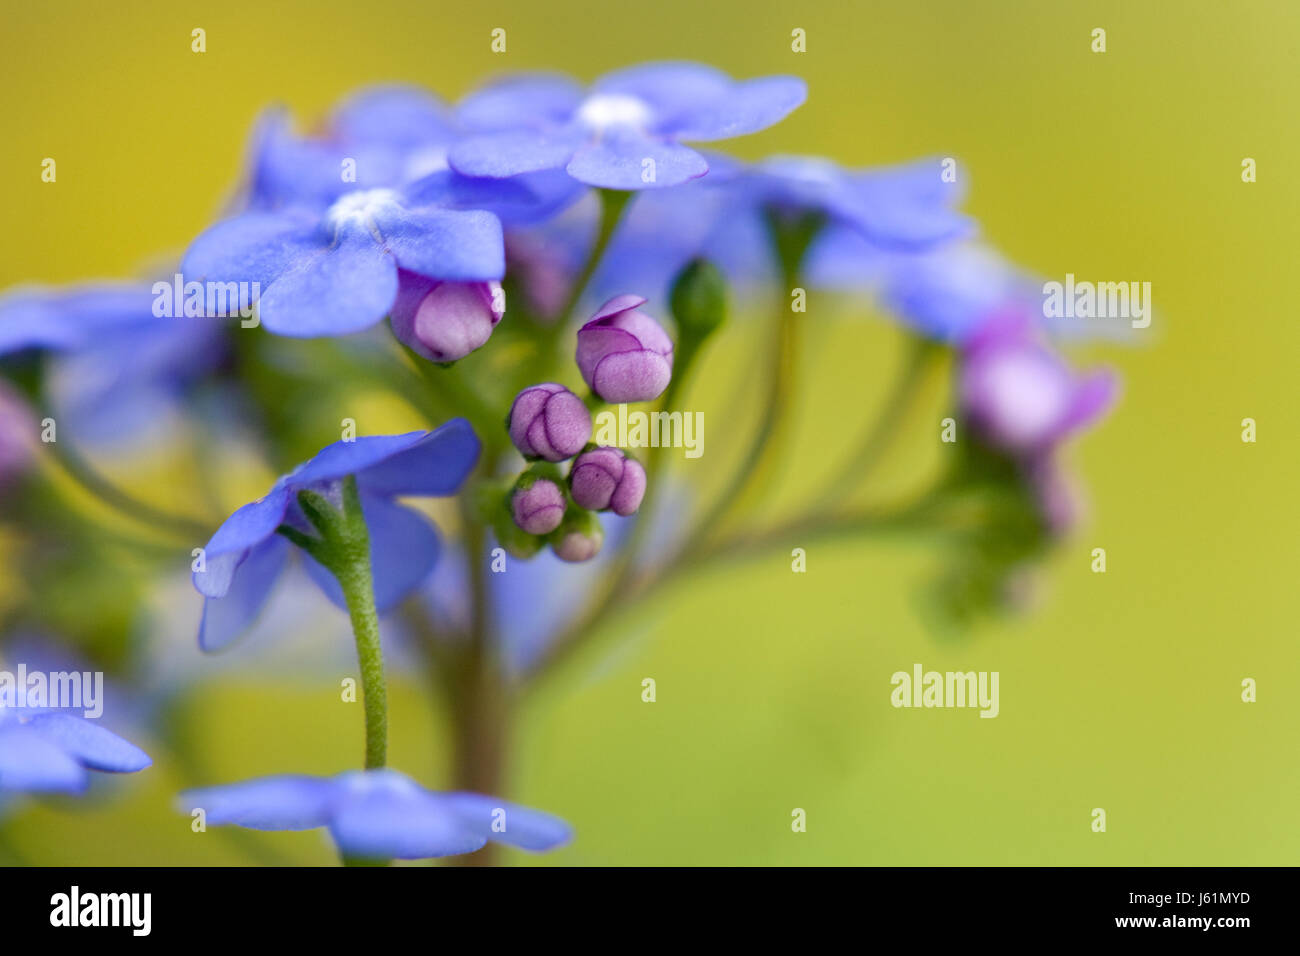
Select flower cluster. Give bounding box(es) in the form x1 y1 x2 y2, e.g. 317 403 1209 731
0 56 1122 864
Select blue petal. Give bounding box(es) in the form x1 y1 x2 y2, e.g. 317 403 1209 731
301 494 441 613
257 224 399 336
194 485 292 597
0 725 88 793
375 206 505 281
835 189 976 249
566 130 708 190
669 75 808 141
878 244 1040 343
443 792 574 851
289 431 434 487
247 108 359 210
328 770 486 859
456 73 584 131
403 169 585 226
448 128 586 179
180 775 336 830
181 211 322 290
593 62 732 119
198 535 291 651
332 85 457 150
23 713 151 773
0 283 158 355
353 418 481 497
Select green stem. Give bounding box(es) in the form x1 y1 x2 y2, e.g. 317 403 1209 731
526 188 634 384
44 437 211 541
525 484 954 684
281 478 388 772
441 449 512 866
337 477 387 771
819 337 940 505
675 279 799 555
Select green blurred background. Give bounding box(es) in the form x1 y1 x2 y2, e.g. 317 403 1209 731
1 0 1296 865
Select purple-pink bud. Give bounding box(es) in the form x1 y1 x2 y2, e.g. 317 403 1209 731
507 383 592 462
960 313 1116 454
389 271 504 363
510 477 566 536
568 446 647 516
551 516 604 563
575 294 674 403
0 382 36 484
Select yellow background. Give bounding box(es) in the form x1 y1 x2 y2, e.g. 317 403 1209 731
1 0 1296 864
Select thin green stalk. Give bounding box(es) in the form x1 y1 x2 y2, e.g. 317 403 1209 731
279 478 387 771
525 484 954 684
44 438 211 541
818 337 940 505
527 188 634 383
337 477 387 771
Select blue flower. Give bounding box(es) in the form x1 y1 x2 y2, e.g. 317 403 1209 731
747 155 975 249
193 420 480 652
808 240 1037 342
588 154 774 308
0 282 225 446
244 86 585 224
448 63 807 190
179 768 572 860
182 187 506 338
0 707 151 796
0 282 155 354
245 86 461 211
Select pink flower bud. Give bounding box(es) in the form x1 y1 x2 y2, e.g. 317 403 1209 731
510 476 566 535
507 383 592 462
568 446 646 516
575 295 674 403
390 272 504 363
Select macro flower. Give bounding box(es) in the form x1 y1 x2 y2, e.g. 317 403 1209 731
247 86 586 221
960 314 1117 455
245 86 461 211
0 281 226 446
820 241 1037 343
510 475 567 535
507 383 591 461
182 188 505 338
193 420 480 651
568 446 646 516
549 508 605 563
449 63 807 190
0 707 151 796
576 295 674 403
179 768 572 860
748 155 975 250
587 155 774 310
389 273 504 363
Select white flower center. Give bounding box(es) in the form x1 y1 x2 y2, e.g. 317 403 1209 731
324 188 402 232
577 93 653 131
